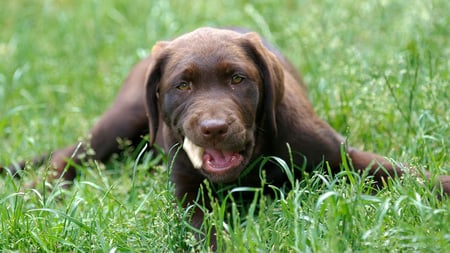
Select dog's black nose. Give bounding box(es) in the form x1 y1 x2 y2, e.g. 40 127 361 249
200 119 229 139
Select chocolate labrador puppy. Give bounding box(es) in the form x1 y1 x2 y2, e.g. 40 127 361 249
3 27 450 247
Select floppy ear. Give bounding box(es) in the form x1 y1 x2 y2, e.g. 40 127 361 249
144 41 169 145
241 32 285 135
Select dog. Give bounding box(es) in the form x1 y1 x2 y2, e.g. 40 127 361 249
3 27 450 248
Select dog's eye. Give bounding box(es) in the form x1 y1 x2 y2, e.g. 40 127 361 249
231 74 245 84
176 81 191 91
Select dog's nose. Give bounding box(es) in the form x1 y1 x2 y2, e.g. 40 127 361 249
200 119 228 139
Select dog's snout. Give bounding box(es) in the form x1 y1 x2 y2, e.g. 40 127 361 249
200 119 229 139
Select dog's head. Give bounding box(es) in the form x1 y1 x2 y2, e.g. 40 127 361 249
145 27 284 183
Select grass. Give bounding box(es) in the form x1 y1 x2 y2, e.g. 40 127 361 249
1 0 449 252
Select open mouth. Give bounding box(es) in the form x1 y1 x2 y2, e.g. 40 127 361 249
202 148 244 173
183 138 244 175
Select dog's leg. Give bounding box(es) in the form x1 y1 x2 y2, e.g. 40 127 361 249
282 115 450 196
3 56 153 181
347 148 450 196
49 56 153 180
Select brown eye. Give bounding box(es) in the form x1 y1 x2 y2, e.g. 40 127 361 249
176 81 191 91
231 74 245 84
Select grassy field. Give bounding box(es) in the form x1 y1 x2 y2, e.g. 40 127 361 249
1 0 450 252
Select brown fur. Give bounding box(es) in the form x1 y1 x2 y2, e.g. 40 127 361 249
3 27 449 248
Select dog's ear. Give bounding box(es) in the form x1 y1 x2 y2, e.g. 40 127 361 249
241 32 285 135
144 41 169 145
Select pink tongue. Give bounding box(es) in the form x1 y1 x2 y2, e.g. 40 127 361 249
202 148 243 171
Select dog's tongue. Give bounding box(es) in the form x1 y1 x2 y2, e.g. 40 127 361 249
202 148 243 172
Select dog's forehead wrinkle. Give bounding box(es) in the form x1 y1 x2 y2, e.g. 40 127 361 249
166 52 223 78
167 37 254 80
169 31 245 64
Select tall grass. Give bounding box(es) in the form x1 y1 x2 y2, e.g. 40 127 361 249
1 0 449 252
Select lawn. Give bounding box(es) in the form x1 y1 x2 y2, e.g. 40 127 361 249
1 0 449 252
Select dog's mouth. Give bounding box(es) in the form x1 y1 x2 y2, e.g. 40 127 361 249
183 138 245 182
203 148 244 172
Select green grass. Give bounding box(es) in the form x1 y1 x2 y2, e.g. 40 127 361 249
1 0 450 252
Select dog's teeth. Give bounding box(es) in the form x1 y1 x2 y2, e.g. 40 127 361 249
183 138 204 169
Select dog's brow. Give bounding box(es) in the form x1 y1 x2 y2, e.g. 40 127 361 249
216 61 247 74
169 63 200 81
181 64 200 78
